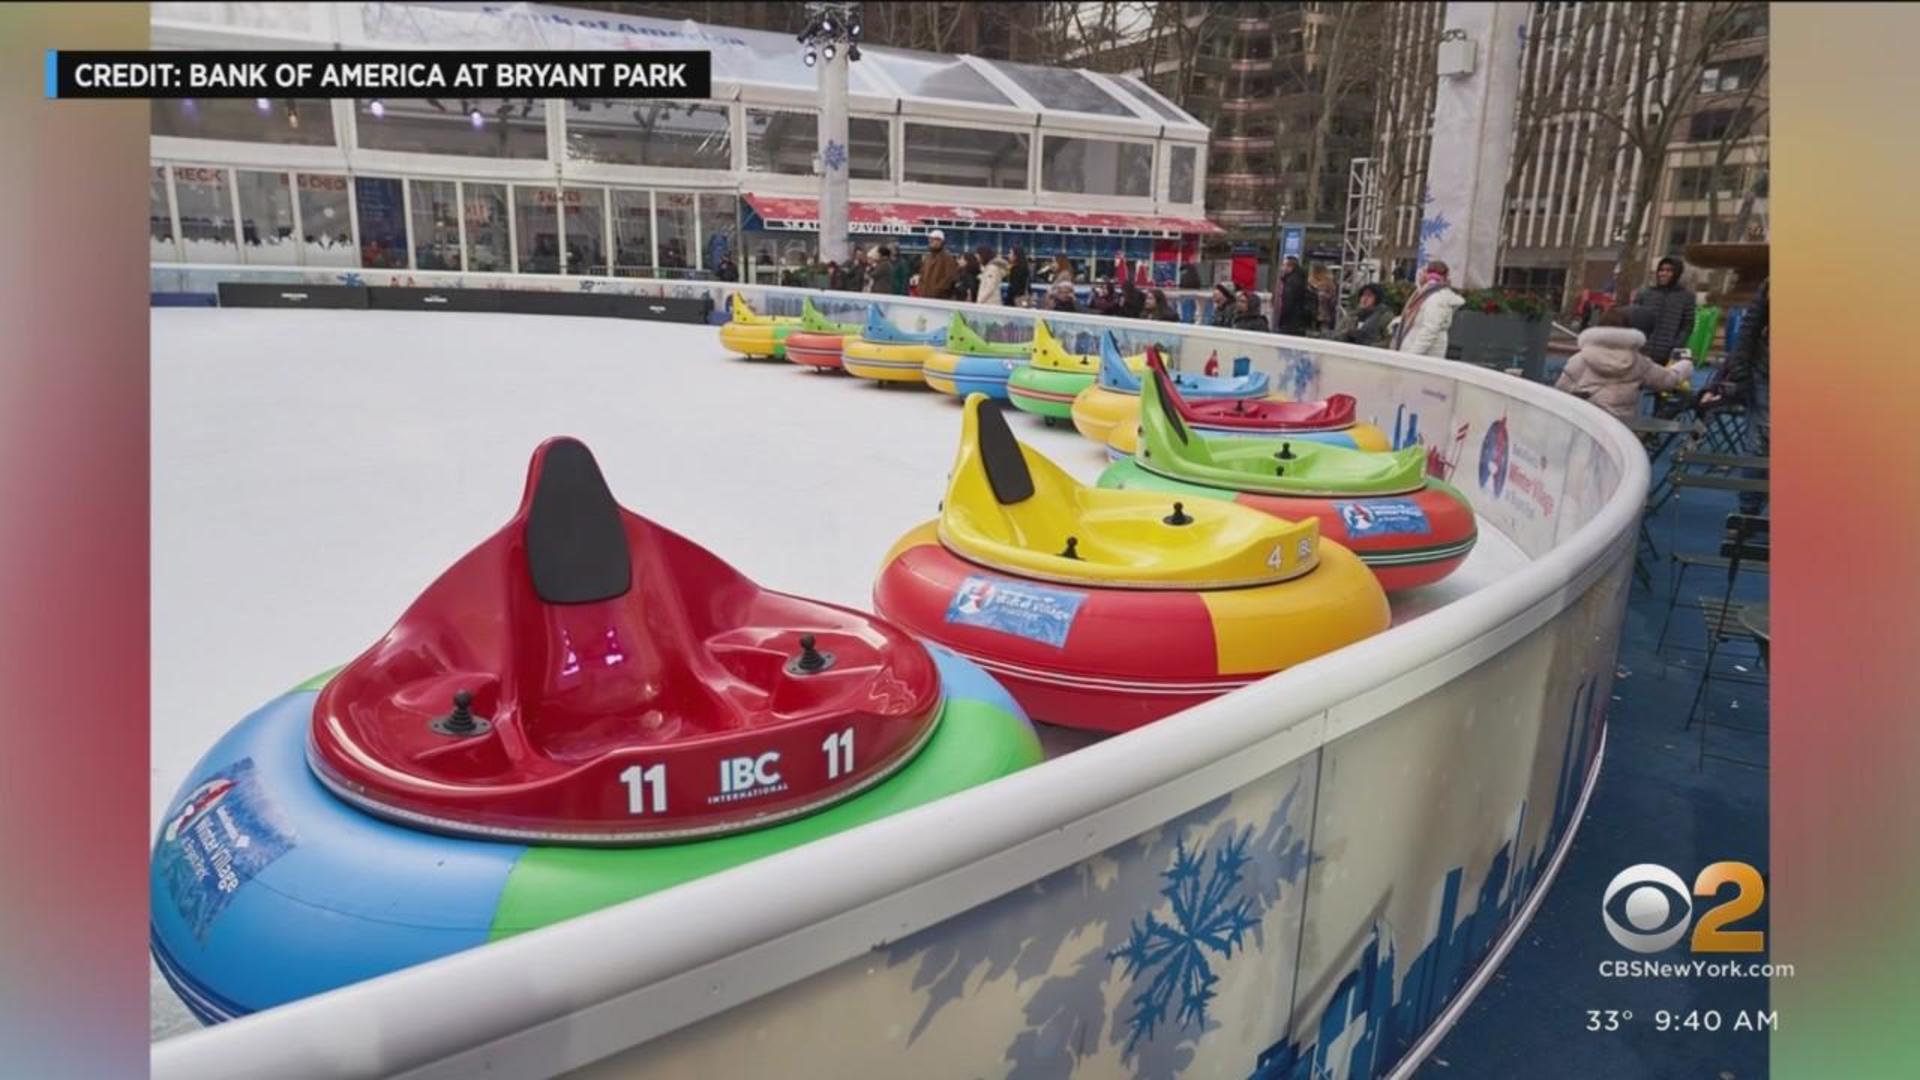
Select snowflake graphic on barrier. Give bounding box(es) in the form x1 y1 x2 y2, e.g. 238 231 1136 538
1109 828 1260 1055
1280 351 1320 402
1415 212 1451 273
335 272 364 287
823 139 847 173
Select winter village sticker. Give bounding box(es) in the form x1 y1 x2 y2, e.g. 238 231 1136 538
1475 416 1558 524
946 575 1086 648
1337 499 1432 538
156 757 297 940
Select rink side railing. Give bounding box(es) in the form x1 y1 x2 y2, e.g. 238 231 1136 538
151 266 1647 1080
154 262 1256 326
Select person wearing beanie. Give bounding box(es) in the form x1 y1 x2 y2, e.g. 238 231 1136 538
1047 279 1078 313
1632 254 1697 361
1339 283 1396 347
1210 282 1240 328
1554 306 1694 419
916 229 959 302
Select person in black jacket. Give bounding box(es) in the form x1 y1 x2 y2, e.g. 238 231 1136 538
866 246 899 295
1632 254 1697 361
1210 283 1239 328
955 252 981 302
1120 280 1145 318
1141 288 1179 322
1338 283 1395 346
1179 262 1203 290
1006 247 1032 307
1232 289 1271 333
1701 278 1769 513
1275 256 1314 335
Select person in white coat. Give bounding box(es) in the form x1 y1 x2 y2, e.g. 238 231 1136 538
975 247 1008 305
1553 306 1694 419
1390 260 1465 358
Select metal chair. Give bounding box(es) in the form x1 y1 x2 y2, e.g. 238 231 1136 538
1654 447 1770 651
1686 514 1770 768
1698 403 1749 454
1622 414 1700 591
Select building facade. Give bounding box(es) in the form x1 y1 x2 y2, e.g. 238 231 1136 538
1060 3 1378 259
1372 1 1769 303
1651 3 1770 257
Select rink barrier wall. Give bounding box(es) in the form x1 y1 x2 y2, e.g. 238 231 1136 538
151 266 1647 1080
216 282 370 310
210 279 717 322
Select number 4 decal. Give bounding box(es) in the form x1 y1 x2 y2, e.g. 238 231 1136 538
1267 544 1283 570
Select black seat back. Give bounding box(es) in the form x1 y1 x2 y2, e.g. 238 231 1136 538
976 400 1035 505
526 438 633 604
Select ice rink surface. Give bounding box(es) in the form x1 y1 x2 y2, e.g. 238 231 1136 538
149 307 1526 1039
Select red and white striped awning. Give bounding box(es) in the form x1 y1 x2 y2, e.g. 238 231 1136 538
743 194 1222 238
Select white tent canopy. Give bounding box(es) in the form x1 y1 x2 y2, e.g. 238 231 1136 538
150 1 1211 140
146 1 1215 278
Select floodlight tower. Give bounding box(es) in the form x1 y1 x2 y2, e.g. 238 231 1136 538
800 2 863 264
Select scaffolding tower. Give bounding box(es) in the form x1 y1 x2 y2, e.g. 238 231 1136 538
1340 156 1383 302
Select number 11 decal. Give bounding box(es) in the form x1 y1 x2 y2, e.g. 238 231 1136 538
619 763 666 814
822 728 854 779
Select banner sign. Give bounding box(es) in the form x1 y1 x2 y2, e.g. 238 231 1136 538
48 50 712 99
1421 4 1527 287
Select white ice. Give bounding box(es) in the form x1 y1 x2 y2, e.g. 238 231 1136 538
149 307 1526 1039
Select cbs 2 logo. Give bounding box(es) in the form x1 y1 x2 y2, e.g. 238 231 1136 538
1602 862 1765 954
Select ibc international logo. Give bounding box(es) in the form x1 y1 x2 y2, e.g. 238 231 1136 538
720 753 782 794
709 752 787 805
1602 862 1766 954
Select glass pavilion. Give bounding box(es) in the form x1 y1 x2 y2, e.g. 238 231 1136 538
147 1 1217 284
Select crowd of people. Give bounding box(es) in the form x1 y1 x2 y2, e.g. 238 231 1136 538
772 236 1768 448
798 231 1459 351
